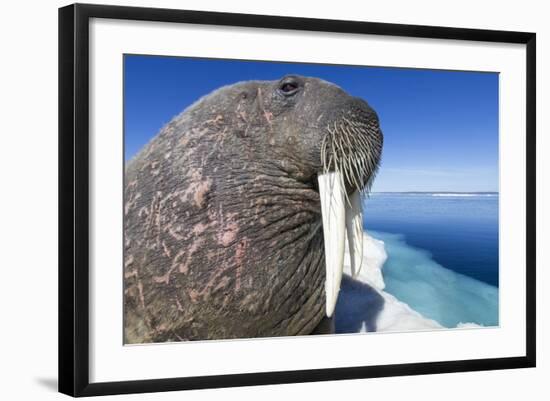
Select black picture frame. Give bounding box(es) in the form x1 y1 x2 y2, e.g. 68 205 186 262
58 3 536 397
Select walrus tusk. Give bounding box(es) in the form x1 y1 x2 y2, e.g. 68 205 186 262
346 191 363 278
318 172 346 318
318 177 364 316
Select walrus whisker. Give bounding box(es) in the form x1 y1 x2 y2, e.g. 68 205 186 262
327 121 376 196
338 126 359 187
339 122 354 150
346 154 361 191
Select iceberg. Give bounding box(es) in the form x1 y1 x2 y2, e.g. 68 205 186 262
335 232 443 333
335 231 498 333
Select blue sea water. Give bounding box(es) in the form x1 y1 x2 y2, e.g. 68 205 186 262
363 193 499 327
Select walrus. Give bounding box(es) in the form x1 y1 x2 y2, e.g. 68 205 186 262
124 74 383 343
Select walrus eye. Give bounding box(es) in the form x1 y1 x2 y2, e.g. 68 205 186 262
279 81 299 96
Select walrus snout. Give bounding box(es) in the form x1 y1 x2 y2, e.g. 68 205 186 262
309 96 382 195
316 92 383 316
320 97 383 193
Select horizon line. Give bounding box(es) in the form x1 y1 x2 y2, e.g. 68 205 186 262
370 191 499 194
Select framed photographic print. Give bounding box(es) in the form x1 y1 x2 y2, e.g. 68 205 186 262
58 3 536 397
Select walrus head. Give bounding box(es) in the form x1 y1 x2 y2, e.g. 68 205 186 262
124 74 383 341
204 74 384 316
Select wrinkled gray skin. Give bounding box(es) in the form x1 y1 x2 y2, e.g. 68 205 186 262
124 75 382 343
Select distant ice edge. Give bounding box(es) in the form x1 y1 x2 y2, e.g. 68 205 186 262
339 232 483 333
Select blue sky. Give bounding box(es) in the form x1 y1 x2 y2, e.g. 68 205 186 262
124 55 499 192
